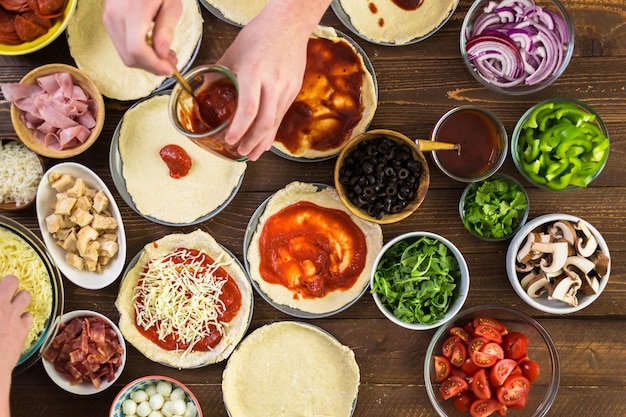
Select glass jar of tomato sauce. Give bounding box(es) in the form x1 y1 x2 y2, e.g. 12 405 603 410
168 65 247 162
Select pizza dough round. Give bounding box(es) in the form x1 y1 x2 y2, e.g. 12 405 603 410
116 230 253 369
337 0 459 45
67 0 203 100
222 321 359 417
246 181 383 315
117 94 246 225
201 0 268 25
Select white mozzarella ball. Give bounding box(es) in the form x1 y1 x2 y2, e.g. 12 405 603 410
170 388 186 402
136 401 152 417
171 399 187 416
131 390 149 403
145 384 157 396
149 393 165 410
161 401 174 417
122 399 138 416
148 412 163 417
184 402 198 417
156 381 173 397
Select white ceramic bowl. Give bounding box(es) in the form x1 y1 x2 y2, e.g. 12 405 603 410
43 310 126 395
506 213 611 314
370 232 469 330
110 376 202 417
36 162 127 289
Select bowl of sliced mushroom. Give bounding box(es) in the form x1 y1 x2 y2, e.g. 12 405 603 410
506 213 611 314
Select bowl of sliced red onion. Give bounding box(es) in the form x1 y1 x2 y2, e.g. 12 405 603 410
460 0 574 95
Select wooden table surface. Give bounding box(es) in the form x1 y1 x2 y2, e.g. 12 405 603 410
2 1 625 416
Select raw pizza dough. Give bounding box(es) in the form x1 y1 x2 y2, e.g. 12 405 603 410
246 181 383 314
222 321 359 417
337 0 459 44
116 230 253 369
202 0 268 25
271 26 377 159
67 0 203 100
117 94 246 225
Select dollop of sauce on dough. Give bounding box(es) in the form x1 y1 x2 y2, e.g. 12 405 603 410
275 36 367 154
159 144 192 178
258 201 367 298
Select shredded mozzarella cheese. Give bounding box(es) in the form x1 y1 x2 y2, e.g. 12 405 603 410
133 248 232 356
0 141 43 206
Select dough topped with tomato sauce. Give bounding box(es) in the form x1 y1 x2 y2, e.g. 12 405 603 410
247 181 382 314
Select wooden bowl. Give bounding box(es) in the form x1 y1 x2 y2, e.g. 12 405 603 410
10 63 105 159
334 129 430 224
0 139 45 212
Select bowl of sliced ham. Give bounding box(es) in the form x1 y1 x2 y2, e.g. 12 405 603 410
3 63 104 158
42 309 126 395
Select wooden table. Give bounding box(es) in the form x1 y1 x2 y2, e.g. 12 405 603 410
2 1 625 416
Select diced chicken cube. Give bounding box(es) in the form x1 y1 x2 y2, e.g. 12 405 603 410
82 240 100 263
66 177 87 198
77 225 99 256
54 195 77 216
75 195 92 211
91 214 118 231
97 238 119 258
101 233 118 242
65 252 84 271
45 213 62 233
92 191 109 213
60 229 78 253
85 259 99 273
49 173 74 192
70 207 94 228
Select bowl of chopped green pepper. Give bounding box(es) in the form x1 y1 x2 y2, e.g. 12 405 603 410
459 174 530 241
370 232 469 330
511 98 609 191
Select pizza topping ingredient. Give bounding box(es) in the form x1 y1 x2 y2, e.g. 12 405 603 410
159 144 192 179
43 315 124 389
0 140 43 207
134 248 242 354
258 200 367 298
120 380 198 417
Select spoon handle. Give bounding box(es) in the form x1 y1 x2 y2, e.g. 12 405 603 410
416 139 460 152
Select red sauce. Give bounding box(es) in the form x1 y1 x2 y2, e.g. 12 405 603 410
369 2 378 13
258 201 367 299
135 248 242 352
159 144 192 178
379 17 385 27
434 109 502 178
392 0 424 10
275 37 367 154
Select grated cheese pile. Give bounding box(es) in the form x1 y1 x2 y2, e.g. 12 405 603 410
0 141 43 207
133 248 232 356
0 227 53 355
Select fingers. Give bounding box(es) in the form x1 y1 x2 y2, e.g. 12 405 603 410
12 289 32 312
151 0 182 67
0 274 19 302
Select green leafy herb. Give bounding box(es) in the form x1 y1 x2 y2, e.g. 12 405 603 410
371 236 459 325
462 177 528 239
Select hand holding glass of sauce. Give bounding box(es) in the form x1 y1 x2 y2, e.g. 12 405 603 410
168 65 246 162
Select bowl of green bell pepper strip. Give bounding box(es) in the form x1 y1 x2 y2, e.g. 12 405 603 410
511 98 609 191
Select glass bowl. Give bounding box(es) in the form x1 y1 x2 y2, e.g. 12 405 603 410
459 173 530 241
511 98 609 191
370 231 469 330
0 215 64 375
460 0 574 95
425 305 560 417
430 106 508 183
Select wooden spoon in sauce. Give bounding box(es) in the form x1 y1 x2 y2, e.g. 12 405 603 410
416 139 461 155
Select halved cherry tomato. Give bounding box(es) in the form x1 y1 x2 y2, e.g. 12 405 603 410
450 326 471 343
450 339 468 367
442 336 462 359
470 369 491 400
489 359 518 387
473 317 508 335
440 375 469 400
471 350 498 368
496 404 508 416
507 392 528 410
496 375 530 406
453 391 476 412
469 398 502 417
468 337 489 353
480 342 504 360
474 324 503 343
461 358 481 377
501 332 530 360
434 356 452 382
519 358 540 383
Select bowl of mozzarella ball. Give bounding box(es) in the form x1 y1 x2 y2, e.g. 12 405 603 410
110 376 201 417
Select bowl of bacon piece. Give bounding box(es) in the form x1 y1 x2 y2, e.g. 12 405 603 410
1 63 104 158
42 309 126 395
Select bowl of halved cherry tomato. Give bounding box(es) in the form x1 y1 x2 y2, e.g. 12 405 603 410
424 305 559 417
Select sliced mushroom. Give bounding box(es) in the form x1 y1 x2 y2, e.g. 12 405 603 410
549 220 577 246
517 232 541 263
515 261 535 273
591 252 611 277
530 241 569 273
522 272 551 298
549 275 582 307
563 256 600 296
574 221 598 257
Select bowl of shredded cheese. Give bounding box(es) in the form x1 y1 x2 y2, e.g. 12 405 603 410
0 215 64 374
0 140 45 211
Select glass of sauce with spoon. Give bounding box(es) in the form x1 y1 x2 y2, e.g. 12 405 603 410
168 64 246 161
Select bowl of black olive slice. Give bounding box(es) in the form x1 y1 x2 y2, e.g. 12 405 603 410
334 129 430 224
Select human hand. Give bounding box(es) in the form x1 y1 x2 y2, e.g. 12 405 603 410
102 0 182 75
0 275 33 374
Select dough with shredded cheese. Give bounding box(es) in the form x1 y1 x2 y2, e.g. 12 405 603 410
0 227 53 355
222 321 359 417
67 0 203 100
202 0 268 25
116 230 253 369
338 0 458 44
117 94 246 225
246 181 382 314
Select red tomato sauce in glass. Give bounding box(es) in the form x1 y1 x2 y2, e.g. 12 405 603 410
258 201 367 299
135 248 241 351
274 36 367 154
187 78 237 134
159 144 192 178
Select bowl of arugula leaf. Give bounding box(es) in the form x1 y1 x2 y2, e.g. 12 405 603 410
370 232 470 330
459 174 530 242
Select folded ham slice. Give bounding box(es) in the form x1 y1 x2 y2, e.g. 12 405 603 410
0 72 98 151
